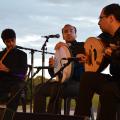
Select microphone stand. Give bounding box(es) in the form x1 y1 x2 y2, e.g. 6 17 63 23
17 45 54 55
41 36 50 83
17 46 54 112
29 49 34 113
48 60 71 82
6 65 47 114
17 47 40 113
47 60 72 112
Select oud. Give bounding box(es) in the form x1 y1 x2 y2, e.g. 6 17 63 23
84 37 109 72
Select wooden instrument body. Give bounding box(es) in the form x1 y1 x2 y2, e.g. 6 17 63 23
84 37 109 72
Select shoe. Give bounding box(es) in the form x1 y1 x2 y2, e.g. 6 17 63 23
81 116 90 120
83 116 90 120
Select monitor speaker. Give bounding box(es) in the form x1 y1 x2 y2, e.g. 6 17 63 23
0 108 82 120
14 112 82 120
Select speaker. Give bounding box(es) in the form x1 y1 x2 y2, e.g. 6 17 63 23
0 108 83 120
13 112 83 120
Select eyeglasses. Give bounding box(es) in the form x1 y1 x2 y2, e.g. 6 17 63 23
99 15 107 20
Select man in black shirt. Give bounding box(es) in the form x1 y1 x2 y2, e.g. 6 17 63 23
33 24 86 113
0 28 27 111
75 3 120 120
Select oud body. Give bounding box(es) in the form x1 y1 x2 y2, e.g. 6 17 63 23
84 37 109 72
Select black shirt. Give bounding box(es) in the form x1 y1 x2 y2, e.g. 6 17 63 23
0 47 27 80
49 40 85 82
68 40 85 82
110 27 120 78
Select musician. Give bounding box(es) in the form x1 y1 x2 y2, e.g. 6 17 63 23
0 28 27 111
33 24 86 113
75 3 120 120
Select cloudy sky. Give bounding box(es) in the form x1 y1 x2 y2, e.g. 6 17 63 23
0 0 119 78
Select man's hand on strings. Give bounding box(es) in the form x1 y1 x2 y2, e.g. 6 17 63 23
76 54 88 63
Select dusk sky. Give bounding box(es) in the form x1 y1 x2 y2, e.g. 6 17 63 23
0 0 119 78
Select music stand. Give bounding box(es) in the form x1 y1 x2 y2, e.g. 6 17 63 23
17 46 54 112
17 47 41 112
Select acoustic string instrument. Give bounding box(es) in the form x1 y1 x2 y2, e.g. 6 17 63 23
84 37 109 72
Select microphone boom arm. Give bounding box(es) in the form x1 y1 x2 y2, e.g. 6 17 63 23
48 60 71 82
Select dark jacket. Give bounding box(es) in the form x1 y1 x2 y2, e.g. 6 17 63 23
110 27 120 79
0 47 27 80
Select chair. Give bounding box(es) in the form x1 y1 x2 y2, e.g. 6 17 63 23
63 97 95 120
49 83 95 119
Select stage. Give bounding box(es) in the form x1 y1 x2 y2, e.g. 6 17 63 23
0 106 97 120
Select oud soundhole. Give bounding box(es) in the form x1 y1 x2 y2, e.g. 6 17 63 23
93 49 97 61
88 49 92 65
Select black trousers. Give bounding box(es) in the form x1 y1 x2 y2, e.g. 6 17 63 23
75 72 120 120
33 81 60 113
33 80 80 114
0 79 25 112
47 81 80 114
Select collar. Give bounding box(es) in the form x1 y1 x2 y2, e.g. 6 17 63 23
66 40 77 47
66 40 77 44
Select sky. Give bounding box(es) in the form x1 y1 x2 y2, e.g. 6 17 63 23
0 0 119 78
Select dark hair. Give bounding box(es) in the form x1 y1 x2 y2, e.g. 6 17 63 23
103 3 120 21
62 24 77 33
1 28 16 41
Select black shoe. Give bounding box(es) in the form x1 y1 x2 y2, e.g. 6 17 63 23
81 116 90 120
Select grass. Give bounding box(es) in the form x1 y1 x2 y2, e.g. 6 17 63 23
46 94 100 111
18 94 100 113
60 94 99 111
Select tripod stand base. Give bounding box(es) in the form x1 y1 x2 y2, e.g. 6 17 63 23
0 107 14 120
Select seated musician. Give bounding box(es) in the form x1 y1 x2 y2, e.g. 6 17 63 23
33 24 86 114
75 3 120 120
0 28 27 111
48 31 113 115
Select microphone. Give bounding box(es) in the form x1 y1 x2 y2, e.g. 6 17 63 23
62 57 80 61
34 66 50 69
42 34 60 38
